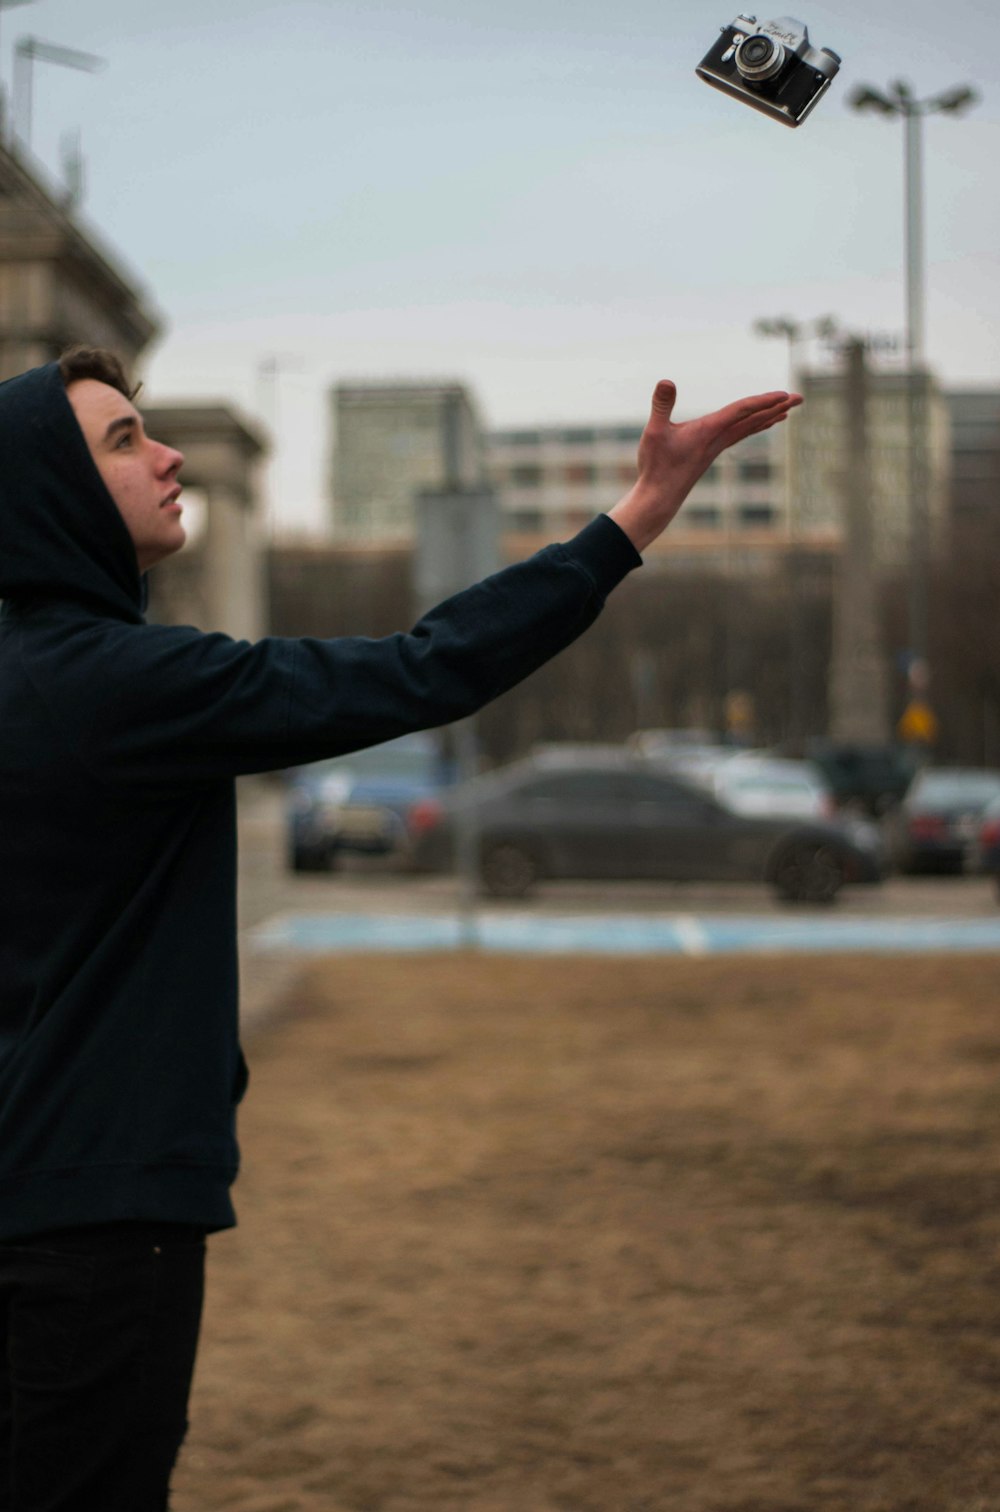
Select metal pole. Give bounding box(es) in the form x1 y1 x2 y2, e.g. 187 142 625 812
452 718 481 949
0 2 35 143
12 37 29 147
904 107 924 366
904 104 928 666
828 339 889 743
850 79 978 695
12 38 106 152
785 329 803 743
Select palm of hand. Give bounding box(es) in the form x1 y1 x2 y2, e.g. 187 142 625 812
638 379 800 492
610 379 802 552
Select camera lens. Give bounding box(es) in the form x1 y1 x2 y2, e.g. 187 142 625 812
734 33 786 81
741 38 772 65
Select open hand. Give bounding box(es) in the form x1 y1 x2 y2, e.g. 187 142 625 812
609 380 802 553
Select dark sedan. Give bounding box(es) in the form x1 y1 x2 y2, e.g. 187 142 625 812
893 767 1000 875
408 754 885 904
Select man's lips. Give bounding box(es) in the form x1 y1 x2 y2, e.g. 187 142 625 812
160 486 183 511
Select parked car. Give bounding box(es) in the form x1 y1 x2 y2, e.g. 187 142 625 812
894 767 1000 875
629 728 726 755
409 752 884 904
805 740 921 817
286 733 454 872
975 796 1000 900
630 730 747 786
704 755 836 820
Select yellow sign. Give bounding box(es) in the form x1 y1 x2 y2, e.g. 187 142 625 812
725 690 755 734
897 700 939 745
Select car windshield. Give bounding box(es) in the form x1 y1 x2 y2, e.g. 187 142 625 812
911 772 1000 806
727 775 817 797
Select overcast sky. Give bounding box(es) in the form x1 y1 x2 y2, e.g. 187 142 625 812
4 0 997 532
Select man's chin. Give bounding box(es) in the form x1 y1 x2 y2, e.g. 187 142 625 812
139 527 187 573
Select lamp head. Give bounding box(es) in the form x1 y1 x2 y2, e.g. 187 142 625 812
848 84 898 116
754 317 799 340
934 84 978 114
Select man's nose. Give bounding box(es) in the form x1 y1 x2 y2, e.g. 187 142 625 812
155 441 185 474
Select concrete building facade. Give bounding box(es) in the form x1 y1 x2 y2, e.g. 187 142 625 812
487 421 807 574
945 388 1000 529
0 140 158 381
792 366 952 569
0 140 269 640
330 381 486 542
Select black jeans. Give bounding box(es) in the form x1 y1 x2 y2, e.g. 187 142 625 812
0 1221 206 1512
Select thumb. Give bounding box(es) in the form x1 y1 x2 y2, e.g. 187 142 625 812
650 379 677 421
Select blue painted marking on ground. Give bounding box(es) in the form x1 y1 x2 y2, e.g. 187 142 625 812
249 912 1000 956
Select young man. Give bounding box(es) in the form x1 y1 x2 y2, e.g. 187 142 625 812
0 347 799 1510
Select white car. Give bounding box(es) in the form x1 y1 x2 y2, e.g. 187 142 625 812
709 756 836 820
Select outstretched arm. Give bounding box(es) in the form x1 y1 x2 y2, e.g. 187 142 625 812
609 380 802 553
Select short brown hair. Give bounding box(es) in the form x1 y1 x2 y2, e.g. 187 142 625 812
58 345 140 401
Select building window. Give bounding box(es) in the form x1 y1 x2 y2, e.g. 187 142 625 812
611 425 644 443
686 507 721 528
507 508 543 531
738 460 772 482
560 428 596 444
565 464 597 485
738 504 775 527
510 465 543 486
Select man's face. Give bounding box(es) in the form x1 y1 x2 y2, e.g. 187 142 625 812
66 379 186 572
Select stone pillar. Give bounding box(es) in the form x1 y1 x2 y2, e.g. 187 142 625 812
141 405 269 641
828 339 890 744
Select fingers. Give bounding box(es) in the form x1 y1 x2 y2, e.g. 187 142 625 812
709 391 801 446
649 380 677 421
714 390 801 430
721 403 797 448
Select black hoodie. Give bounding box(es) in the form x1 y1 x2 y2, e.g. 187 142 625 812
0 362 641 1241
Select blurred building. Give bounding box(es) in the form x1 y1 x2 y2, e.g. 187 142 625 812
0 138 268 639
487 420 644 537
792 366 951 569
0 139 158 380
328 386 832 575
329 381 486 541
945 388 1000 529
487 421 813 575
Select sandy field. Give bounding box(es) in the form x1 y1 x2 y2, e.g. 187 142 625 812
172 953 1000 1512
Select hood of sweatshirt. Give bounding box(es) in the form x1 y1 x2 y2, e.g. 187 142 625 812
0 361 144 622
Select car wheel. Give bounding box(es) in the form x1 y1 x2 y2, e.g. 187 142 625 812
480 842 540 899
773 842 845 905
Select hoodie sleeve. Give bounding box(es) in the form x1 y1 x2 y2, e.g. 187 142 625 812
44 516 641 787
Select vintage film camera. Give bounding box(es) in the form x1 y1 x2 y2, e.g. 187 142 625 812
696 15 841 127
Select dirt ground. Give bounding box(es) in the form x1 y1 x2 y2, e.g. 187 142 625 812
172 954 1000 1512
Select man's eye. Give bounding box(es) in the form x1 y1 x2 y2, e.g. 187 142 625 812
115 433 133 449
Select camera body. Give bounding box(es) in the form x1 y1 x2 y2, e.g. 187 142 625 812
696 15 840 127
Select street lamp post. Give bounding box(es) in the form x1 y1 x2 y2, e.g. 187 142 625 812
848 79 978 681
12 37 106 152
0 0 35 140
